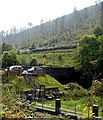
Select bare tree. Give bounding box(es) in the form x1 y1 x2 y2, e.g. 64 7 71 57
28 22 33 28
95 0 101 5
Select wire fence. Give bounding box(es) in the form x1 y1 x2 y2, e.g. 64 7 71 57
37 99 103 119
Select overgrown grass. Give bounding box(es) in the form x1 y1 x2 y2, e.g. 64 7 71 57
2 76 33 91
2 74 65 92
32 74 65 92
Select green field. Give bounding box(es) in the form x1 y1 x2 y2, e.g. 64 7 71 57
20 48 77 68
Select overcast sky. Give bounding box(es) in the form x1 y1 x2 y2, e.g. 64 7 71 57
0 0 102 32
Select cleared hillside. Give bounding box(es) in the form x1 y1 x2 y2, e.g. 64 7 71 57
2 2 103 50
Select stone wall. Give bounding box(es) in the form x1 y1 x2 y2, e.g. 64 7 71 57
20 87 59 100
2 67 23 77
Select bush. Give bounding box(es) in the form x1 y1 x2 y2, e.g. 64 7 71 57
90 80 103 96
30 57 38 66
58 55 62 60
42 54 47 58
66 83 84 90
2 50 21 68
65 83 88 97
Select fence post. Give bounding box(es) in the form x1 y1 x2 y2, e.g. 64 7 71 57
75 103 77 117
92 105 98 117
55 99 61 114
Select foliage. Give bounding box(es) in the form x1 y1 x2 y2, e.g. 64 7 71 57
2 75 64 118
2 50 21 68
42 54 46 58
58 55 62 60
66 83 84 90
77 35 100 70
93 26 103 37
30 57 38 66
2 76 33 118
2 42 13 53
76 26 103 80
2 76 32 91
2 99 36 118
65 83 88 97
29 43 36 50
17 50 21 55
82 107 93 118
2 75 103 118
90 80 103 96
20 56 29 66
97 35 103 72
76 34 102 79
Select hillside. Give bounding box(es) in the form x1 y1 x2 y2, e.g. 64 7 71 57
32 74 64 91
2 2 103 50
2 74 64 92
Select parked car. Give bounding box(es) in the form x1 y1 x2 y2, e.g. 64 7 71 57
22 67 35 74
5 65 23 72
27 67 35 73
22 70 28 74
26 67 44 73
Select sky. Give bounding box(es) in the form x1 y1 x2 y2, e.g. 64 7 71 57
0 0 102 32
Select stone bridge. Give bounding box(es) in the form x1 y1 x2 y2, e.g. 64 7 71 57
45 66 76 84
45 66 92 88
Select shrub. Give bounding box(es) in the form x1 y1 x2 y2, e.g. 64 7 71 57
66 83 84 90
65 83 88 97
2 50 21 68
90 80 103 96
30 57 38 66
58 55 62 60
